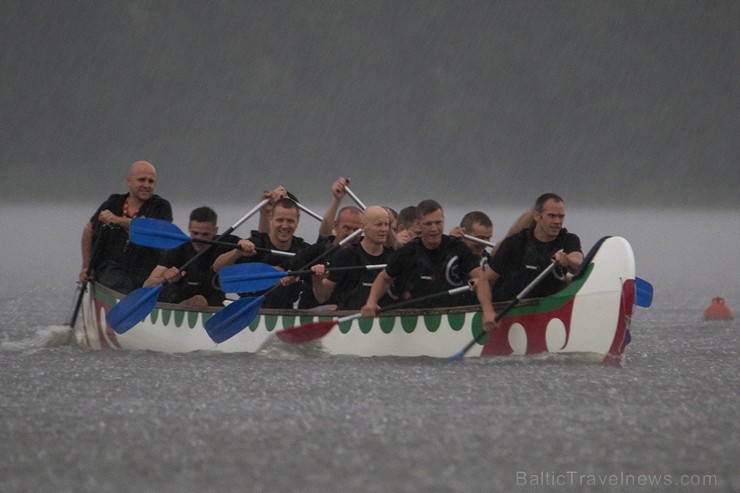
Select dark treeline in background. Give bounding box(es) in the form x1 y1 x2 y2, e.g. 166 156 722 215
2 1 737 208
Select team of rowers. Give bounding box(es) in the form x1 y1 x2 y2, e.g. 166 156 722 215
80 161 583 333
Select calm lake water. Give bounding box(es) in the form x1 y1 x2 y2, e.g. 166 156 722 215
1 202 738 492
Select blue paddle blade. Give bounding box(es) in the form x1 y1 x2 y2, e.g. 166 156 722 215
106 285 163 334
448 330 488 361
129 218 191 249
447 348 468 362
219 263 286 293
635 277 653 307
204 295 265 343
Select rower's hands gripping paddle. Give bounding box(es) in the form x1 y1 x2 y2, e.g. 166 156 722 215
276 285 471 344
218 262 386 293
204 228 364 343
106 200 269 334
448 255 561 361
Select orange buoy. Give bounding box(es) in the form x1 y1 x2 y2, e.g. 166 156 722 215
703 297 734 321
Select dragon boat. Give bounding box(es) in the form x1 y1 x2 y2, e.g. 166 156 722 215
78 236 641 364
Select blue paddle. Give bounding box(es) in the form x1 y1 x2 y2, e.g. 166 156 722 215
105 283 167 334
218 262 386 293
635 277 653 307
128 217 295 257
205 295 266 343
106 199 270 334
204 228 363 343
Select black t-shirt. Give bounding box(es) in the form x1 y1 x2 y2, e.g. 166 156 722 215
90 193 173 286
290 236 337 309
489 228 582 301
386 235 479 308
158 234 240 306
234 230 309 309
459 251 491 306
328 243 394 310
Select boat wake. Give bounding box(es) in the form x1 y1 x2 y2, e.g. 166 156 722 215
1 324 83 352
464 350 608 367
255 334 328 359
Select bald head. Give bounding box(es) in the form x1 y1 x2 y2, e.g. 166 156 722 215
129 160 156 177
126 160 157 203
360 205 391 247
361 205 389 225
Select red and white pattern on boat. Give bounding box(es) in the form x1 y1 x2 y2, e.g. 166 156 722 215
481 297 576 357
91 293 122 349
481 278 635 365
603 278 635 365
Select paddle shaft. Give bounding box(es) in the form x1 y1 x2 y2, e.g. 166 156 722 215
275 284 473 344
189 237 295 257
332 285 472 326
177 199 270 274
204 228 366 343
106 200 271 335
454 258 561 358
254 228 364 297
68 222 111 328
462 234 496 249
300 228 363 268
295 202 323 221
129 217 295 258
68 283 87 328
218 259 383 295
341 188 497 252
344 186 367 210
278 264 386 279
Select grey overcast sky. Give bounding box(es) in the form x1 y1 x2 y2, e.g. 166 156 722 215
2 1 737 208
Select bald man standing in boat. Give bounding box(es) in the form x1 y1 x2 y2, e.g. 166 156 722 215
79 160 173 294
